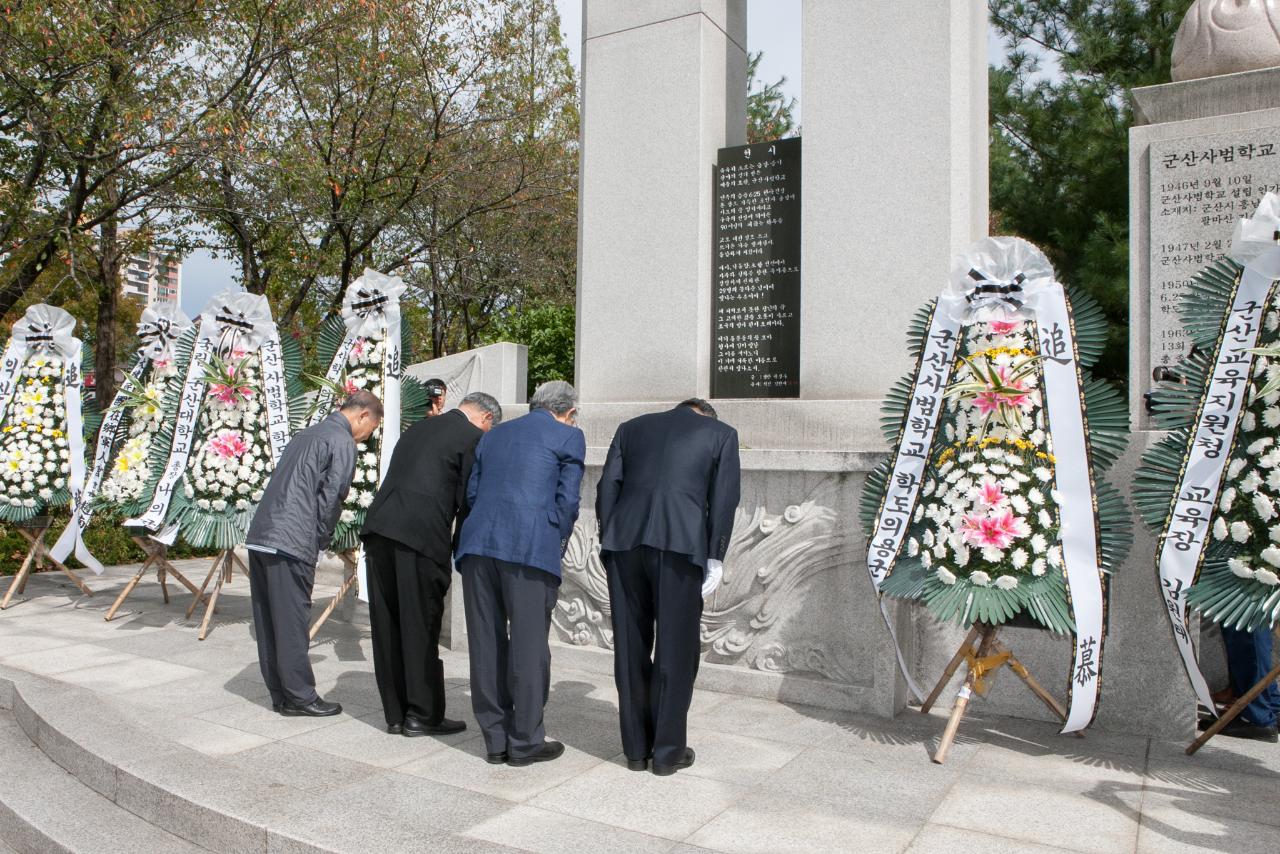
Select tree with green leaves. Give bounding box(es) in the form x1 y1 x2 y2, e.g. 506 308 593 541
988 0 1187 388
746 50 797 144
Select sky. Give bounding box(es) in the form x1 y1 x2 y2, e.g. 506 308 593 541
180 1 1012 318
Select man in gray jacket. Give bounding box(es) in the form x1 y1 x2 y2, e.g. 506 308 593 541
246 390 383 717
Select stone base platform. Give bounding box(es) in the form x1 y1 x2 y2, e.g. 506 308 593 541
0 560 1276 853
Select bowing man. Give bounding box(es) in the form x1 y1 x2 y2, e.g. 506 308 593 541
455 381 586 766
596 398 740 775
360 392 502 736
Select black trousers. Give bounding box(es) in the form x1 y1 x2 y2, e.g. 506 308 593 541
248 550 318 707
459 555 558 758
604 546 703 767
364 533 452 726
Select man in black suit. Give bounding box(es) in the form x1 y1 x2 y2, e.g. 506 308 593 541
360 391 503 736
596 398 741 775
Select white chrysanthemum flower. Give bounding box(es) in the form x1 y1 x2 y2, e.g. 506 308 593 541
1228 558 1255 578
995 575 1019 590
356 491 374 508
969 570 991 587
340 509 357 524
1212 516 1229 541
1256 568 1280 586
1038 509 1053 529
971 462 989 475
1028 488 1045 506
1010 495 1030 515
196 499 211 510
935 566 956 585
1268 470 1280 493
920 551 933 568
907 538 920 557
1221 487 1237 512
1029 534 1046 554
981 546 1004 563
932 541 948 559
1264 408 1280 430
955 545 971 568
1256 493 1277 523
1231 521 1252 543
913 503 924 523
1010 548 1028 569
1242 412 1257 431
922 529 936 548
1248 438 1274 455
1241 470 1263 495
1262 546 1280 568
982 448 1004 461
1047 546 1063 567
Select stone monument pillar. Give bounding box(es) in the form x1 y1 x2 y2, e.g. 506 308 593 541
575 2 747 404
801 0 989 401
561 0 992 719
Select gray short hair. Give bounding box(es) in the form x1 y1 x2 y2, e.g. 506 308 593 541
460 391 503 425
340 389 383 419
529 380 577 416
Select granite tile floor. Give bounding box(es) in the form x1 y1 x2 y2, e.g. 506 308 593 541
1 558 1278 854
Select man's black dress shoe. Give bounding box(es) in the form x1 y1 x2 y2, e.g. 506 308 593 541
651 748 695 776
403 716 468 737
485 751 509 765
271 703 283 715
507 740 565 766
626 757 649 772
1198 715 1279 742
387 722 403 735
281 698 342 717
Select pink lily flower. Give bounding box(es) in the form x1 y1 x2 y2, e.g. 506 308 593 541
989 320 1021 335
960 509 1028 550
976 478 1006 509
208 430 249 459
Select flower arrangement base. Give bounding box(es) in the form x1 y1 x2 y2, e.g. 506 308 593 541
925 622 1082 764
185 548 249 641
1 517 94 610
104 537 207 622
308 549 359 642
1186 626 1280 756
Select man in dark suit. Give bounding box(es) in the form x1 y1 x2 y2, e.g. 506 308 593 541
597 398 741 775
455 381 586 766
361 392 503 737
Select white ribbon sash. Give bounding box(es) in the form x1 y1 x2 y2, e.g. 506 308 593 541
1025 282 1106 733
865 297 965 702
0 307 97 572
1156 249 1280 714
127 291 288 534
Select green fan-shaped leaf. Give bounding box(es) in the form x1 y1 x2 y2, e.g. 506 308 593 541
1067 287 1108 370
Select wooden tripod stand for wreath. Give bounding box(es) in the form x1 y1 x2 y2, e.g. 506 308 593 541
1187 625 1280 755
0 516 93 609
186 548 249 641
308 549 359 641
104 534 208 621
924 622 1084 764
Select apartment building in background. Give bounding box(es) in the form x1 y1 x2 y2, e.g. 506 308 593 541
120 230 181 306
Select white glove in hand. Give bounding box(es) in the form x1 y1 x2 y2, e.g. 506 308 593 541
702 559 724 598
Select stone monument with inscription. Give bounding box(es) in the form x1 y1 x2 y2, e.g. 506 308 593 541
566 0 990 717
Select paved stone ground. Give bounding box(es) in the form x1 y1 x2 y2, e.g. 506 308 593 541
0 558 1278 854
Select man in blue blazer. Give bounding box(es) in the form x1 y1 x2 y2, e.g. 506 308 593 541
455 381 586 766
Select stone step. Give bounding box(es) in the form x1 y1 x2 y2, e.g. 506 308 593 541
0 666 517 854
0 711 202 854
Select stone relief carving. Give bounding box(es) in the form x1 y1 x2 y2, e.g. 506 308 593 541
553 500 854 683
1172 0 1280 82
